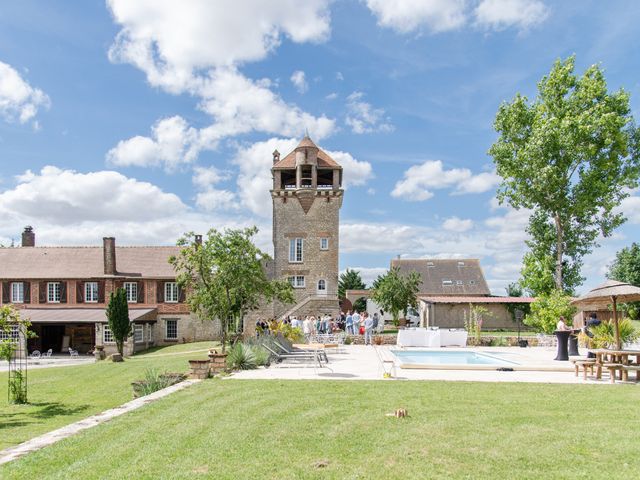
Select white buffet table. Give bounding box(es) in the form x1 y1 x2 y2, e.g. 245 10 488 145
396 328 467 347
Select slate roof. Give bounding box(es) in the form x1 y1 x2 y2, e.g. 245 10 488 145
19 308 157 323
419 296 535 304
0 246 180 279
391 258 491 296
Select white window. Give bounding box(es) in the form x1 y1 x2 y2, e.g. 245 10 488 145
164 282 179 303
124 282 138 303
317 279 326 294
456 280 463 286
0 324 19 342
287 276 305 288
288 238 304 263
458 261 465 267
11 282 24 303
442 280 453 286
134 324 144 343
320 237 329 250
165 319 178 340
427 262 435 267
85 282 98 303
47 282 61 303
103 325 114 343
147 323 154 342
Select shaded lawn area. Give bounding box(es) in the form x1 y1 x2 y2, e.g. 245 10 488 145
0 342 216 449
2 380 640 479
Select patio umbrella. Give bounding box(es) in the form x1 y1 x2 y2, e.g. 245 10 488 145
571 280 640 350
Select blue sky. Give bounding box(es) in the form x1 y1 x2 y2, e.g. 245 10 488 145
1 0 639 295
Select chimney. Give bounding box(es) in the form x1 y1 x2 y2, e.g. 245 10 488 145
272 149 280 164
21 226 35 247
194 234 203 249
103 237 117 275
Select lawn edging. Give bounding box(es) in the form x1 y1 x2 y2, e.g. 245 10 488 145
0 379 201 466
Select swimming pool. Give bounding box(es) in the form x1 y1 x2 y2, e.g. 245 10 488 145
392 350 520 367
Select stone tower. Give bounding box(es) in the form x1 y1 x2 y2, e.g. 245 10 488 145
270 136 343 318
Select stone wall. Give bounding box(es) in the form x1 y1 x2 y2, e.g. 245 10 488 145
432 303 518 329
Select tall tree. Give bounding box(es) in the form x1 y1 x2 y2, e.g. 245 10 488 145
371 267 420 325
106 288 131 357
490 56 640 294
170 227 294 353
338 268 367 312
607 242 640 319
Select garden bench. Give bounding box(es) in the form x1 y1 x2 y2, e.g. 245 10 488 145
597 363 625 383
572 359 596 380
620 364 640 382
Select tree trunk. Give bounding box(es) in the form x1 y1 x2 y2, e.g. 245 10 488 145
554 213 564 291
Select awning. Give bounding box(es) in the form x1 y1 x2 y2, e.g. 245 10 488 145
18 308 157 324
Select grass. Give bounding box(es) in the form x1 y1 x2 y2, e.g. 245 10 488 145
0 341 216 449
2 379 640 479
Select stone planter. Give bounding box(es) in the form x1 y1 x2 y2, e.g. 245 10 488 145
208 351 228 375
111 353 123 362
94 350 106 361
189 359 211 379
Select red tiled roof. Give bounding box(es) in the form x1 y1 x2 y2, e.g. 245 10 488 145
0 246 181 279
419 296 536 304
272 138 341 169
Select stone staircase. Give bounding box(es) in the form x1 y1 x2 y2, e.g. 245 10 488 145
277 294 340 319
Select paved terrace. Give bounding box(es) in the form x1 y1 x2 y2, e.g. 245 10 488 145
230 345 623 384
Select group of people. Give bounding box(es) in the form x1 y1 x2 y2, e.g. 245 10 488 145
256 310 382 345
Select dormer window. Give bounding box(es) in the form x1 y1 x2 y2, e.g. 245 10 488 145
427 262 435 267
458 261 465 267
442 280 453 286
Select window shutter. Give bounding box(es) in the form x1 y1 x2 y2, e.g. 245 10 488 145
137 281 145 303
178 285 186 303
1 282 9 304
157 281 164 303
24 282 31 304
39 282 47 303
60 281 67 304
98 280 105 303
77 282 84 303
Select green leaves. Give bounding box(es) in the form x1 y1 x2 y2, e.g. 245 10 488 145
106 288 131 356
524 289 576 334
370 267 420 323
490 56 640 293
170 227 294 352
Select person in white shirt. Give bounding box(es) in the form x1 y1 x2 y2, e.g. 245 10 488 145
302 316 312 342
556 316 572 331
364 313 374 345
352 311 361 334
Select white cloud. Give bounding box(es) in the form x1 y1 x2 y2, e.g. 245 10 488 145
325 92 338 100
326 150 374 188
442 217 473 232
0 166 185 225
191 166 236 212
197 67 335 140
345 91 393 134
340 267 388 288
365 0 467 34
107 0 331 92
391 160 499 201
290 70 308 94
106 116 210 171
364 0 549 34
0 60 50 126
619 195 640 224
474 0 549 31
336 72 344 81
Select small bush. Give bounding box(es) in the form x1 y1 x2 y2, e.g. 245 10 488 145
252 345 271 366
132 368 186 398
226 342 257 370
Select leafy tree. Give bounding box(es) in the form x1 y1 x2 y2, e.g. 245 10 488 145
1 306 35 404
490 56 640 294
338 268 367 312
524 289 576 334
607 242 640 319
106 288 131 357
170 227 294 353
371 267 420 325
504 282 531 325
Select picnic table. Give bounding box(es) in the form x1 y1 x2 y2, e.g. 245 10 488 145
591 349 640 383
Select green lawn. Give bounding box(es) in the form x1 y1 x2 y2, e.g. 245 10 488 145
2 379 639 479
0 341 216 449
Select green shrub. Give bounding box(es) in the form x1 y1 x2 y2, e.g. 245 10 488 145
587 318 638 349
226 342 257 370
524 290 576 334
132 368 186 398
251 345 271 366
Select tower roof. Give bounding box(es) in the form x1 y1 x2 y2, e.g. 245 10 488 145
272 137 341 169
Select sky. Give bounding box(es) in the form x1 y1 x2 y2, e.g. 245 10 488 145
0 0 639 296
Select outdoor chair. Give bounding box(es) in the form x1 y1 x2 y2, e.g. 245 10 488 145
43 349 52 357
274 339 329 363
263 344 324 367
68 348 79 357
30 350 41 359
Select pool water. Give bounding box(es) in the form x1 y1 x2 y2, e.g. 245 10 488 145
392 350 520 366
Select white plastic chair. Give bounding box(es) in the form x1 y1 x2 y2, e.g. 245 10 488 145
43 349 53 357
69 348 79 357
30 350 41 359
